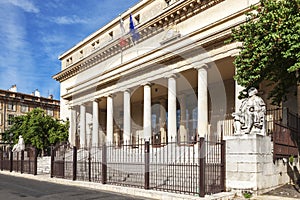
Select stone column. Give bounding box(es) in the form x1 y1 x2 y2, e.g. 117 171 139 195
92 99 99 147
196 64 208 137
168 75 177 142
123 89 131 144
143 83 152 141
159 98 167 143
178 94 187 142
106 95 114 144
69 106 77 147
80 104 86 148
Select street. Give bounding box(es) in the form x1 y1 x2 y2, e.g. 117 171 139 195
0 174 147 200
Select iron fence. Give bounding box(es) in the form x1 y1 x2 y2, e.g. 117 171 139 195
0 145 37 175
272 108 300 160
51 137 225 197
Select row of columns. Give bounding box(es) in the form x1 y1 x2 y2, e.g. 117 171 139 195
69 65 209 147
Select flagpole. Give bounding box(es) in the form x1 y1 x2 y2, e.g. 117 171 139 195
121 47 123 64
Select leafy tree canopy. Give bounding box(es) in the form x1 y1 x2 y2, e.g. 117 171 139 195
230 0 300 105
2 108 69 153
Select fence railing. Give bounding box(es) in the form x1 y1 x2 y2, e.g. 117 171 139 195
0 145 37 175
51 137 225 197
273 108 300 161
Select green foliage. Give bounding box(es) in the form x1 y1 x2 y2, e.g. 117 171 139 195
2 108 69 152
289 155 295 164
230 0 300 105
242 191 253 199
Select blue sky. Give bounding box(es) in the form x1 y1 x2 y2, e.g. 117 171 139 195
0 0 140 99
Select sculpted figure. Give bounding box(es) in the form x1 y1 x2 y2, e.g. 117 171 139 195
232 87 266 135
12 135 25 152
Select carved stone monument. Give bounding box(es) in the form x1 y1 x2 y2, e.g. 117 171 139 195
12 135 25 152
232 87 266 135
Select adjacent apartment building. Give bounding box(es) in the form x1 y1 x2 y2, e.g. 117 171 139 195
0 85 60 141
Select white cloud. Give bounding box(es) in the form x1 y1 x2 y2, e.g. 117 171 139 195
7 0 39 13
52 15 89 25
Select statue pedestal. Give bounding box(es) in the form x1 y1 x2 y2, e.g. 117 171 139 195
224 134 275 194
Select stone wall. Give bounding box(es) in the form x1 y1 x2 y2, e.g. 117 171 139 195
37 156 51 174
225 134 299 195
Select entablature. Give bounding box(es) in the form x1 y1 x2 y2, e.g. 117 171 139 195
53 0 225 83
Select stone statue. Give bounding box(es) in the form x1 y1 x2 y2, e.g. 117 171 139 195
232 87 266 135
12 135 25 152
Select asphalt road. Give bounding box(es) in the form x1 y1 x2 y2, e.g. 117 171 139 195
0 174 146 200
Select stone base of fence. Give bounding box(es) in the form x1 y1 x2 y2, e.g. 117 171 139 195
37 156 51 174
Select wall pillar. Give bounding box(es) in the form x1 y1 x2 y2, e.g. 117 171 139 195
80 104 86 148
159 98 167 143
69 106 77 147
196 64 208 138
143 83 152 141
178 94 187 142
167 75 177 142
106 95 114 144
92 99 99 147
123 89 131 144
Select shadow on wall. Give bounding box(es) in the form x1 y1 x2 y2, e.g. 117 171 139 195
287 163 300 192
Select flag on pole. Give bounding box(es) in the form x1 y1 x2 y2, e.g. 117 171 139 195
119 17 127 47
129 14 140 43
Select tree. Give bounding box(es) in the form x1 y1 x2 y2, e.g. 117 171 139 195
230 0 300 105
2 108 69 154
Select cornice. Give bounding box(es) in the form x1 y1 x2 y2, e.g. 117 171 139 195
53 0 225 82
61 25 233 101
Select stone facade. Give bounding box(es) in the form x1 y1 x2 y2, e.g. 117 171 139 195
53 0 298 194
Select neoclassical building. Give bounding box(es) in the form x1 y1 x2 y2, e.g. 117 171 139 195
54 0 269 148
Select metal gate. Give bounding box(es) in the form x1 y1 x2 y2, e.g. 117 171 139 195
51 143 76 179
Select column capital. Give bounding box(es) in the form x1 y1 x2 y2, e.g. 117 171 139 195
194 63 209 70
141 82 152 87
123 88 131 94
105 94 116 98
165 73 179 79
80 102 87 106
93 97 101 102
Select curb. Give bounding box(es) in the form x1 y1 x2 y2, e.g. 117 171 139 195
0 171 235 200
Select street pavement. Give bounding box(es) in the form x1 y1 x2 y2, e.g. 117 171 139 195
0 173 149 200
0 171 299 200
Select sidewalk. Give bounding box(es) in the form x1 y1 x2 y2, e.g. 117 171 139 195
0 171 298 200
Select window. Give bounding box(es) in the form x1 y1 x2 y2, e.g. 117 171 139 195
109 31 113 40
0 113 2 125
47 109 54 116
134 14 140 24
8 114 14 125
7 102 16 111
21 105 29 113
66 57 73 65
165 0 171 5
0 101 2 110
